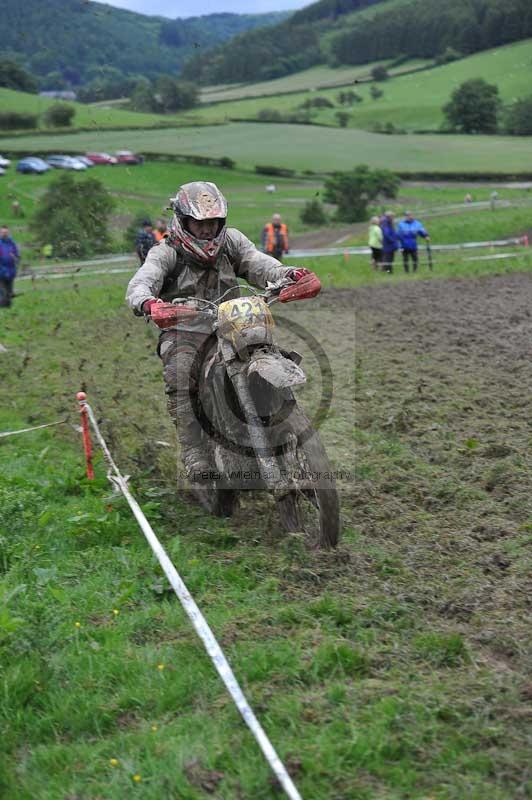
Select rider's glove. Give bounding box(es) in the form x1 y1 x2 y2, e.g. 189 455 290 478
142 298 159 315
286 268 311 282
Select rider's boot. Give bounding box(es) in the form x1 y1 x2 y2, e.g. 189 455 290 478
166 390 211 480
178 419 211 482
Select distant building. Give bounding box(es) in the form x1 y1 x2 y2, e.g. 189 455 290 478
39 91 77 102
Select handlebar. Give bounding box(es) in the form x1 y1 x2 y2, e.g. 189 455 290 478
149 271 321 329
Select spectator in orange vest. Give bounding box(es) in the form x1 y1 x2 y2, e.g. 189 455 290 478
154 219 168 242
261 213 289 261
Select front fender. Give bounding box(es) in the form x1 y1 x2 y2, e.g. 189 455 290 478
247 351 306 389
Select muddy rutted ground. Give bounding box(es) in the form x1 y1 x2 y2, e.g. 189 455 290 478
274 273 532 795
344 274 531 647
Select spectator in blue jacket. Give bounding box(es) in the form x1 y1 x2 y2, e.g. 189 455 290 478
0 226 20 308
397 211 429 273
381 211 399 273
135 219 156 265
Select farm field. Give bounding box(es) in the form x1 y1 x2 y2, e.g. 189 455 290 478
199 59 430 103
1 260 531 798
0 162 319 258
3 159 532 270
3 160 532 265
3 123 532 174
1 38 531 138
194 39 532 132
0 88 206 131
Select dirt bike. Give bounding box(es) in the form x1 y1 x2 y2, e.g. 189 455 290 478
151 272 340 549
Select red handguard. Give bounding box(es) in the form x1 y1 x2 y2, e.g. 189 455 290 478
150 302 197 329
279 271 321 303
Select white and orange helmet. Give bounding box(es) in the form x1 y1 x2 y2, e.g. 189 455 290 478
168 181 228 265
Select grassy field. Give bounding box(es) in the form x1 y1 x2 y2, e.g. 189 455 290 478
3 161 532 265
0 162 319 259
0 88 207 131
199 59 430 104
194 39 532 132
342 202 532 248
1 253 531 798
2 38 531 141
3 123 532 174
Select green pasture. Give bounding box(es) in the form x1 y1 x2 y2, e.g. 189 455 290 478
0 87 205 131
0 162 319 259
342 201 532 247
194 38 532 132
2 37 532 140
3 159 532 265
200 58 429 104
1 252 531 798
3 123 532 174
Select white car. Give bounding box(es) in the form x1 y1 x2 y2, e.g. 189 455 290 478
0 155 11 169
46 155 87 171
75 156 95 168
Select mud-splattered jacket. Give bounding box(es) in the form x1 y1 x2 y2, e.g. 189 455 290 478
126 228 290 316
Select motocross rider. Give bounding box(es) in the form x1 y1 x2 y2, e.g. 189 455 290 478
126 181 309 479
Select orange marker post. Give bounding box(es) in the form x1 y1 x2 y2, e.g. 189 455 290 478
76 391 94 480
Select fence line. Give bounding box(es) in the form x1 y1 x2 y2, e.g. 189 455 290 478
17 235 530 284
0 418 68 439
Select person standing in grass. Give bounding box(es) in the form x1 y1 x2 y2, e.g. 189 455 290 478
0 226 20 308
261 213 289 262
380 211 399 273
135 219 156 265
397 211 430 273
368 215 383 270
154 219 168 242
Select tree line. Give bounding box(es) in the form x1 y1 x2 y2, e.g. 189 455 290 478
2 0 287 89
183 0 532 85
328 0 532 65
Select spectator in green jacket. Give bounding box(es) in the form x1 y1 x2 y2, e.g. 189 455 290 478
368 216 383 270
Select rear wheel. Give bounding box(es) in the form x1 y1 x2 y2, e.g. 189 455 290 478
276 409 340 549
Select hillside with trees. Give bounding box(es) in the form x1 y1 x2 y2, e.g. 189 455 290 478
2 0 288 89
183 0 532 85
327 0 532 64
182 0 379 84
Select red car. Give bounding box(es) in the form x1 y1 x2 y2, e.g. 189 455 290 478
85 152 118 165
115 150 144 165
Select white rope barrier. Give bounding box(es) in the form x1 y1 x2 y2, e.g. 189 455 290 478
0 418 68 439
78 396 303 800
16 234 530 283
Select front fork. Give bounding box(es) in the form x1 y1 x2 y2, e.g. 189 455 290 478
226 361 292 498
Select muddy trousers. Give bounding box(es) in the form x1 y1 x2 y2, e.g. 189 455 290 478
158 329 211 473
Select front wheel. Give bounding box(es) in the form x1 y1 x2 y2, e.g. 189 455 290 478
276 409 340 549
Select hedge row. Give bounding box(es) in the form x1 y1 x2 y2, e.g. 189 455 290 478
0 121 203 138
0 112 38 130
3 144 532 181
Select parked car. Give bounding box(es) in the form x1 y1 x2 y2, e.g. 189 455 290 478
115 150 144 165
75 156 95 168
16 157 51 174
46 155 87 171
85 152 118 165
0 155 11 169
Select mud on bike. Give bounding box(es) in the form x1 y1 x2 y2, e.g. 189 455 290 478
150 272 341 548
